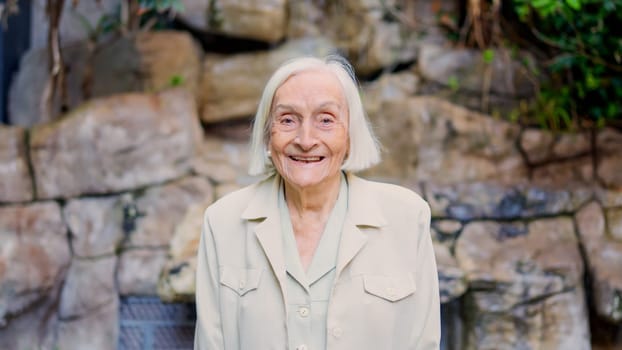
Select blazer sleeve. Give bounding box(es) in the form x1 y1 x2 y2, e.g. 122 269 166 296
194 210 225 350
412 202 441 350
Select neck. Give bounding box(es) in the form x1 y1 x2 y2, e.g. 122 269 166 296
284 173 342 218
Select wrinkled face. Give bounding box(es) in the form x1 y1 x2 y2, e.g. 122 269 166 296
269 69 349 191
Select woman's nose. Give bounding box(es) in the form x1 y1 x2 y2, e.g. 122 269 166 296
294 121 317 150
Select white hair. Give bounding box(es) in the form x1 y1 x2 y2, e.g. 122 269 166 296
248 55 381 176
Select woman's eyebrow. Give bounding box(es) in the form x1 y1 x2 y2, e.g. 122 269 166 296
316 101 341 110
272 104 296 113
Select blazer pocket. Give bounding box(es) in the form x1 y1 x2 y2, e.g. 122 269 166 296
219 267 263 296
363 274 416 302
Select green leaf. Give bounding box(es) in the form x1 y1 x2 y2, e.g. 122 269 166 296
482 49 495 64
596 117 606 128
586 72 600 90
565 0 581 10
532 0 552 9
447 76 459 91
557 108 573 130
549 54 576 71
516 5 530 21
169 75 185 87
172 1 185 13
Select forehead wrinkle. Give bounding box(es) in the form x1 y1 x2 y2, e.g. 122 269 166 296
272 100 342 114
272 103 297 113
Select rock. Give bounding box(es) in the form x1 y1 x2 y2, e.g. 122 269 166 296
286 0 323 38
92 31 202 98
598 153 622 189
418 44 535 97
65 175 212 256
289 0 382 40
434 243 467 303
0 126 33 202
596 187 622 209
294 0 455 75
178 0 287 43
63 196 125 258
30 88 202 199
158 202 207 302
322 5 419 75
455 218 589 349
350 20 419 75
531 156 594 187
56 295 119 350
9 31 202 127
192 135 256 185
0 202 69 327
59 256 117 319
414 97 525 184
520 128 554 164
365 97 526 183
362 71 419 112
434 220 463 236
362 98 423 180
0 283 60 350
553 132 591 158
464 289 589 349
140 31 203 95
118 248 169 296
606 207 622 242
597 128 622 189
520 128 591 165
123 176 214 248
8 41 90 126
576 202 622 323
30 0 120 49
597 127 622 153
425 181 592 220
199 37 336 123
215 183 244 199
158 257 196 303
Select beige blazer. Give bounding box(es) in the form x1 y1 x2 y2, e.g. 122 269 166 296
194 173 440 350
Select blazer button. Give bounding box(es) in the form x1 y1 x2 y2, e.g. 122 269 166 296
298 306 310 317
238 280 246 290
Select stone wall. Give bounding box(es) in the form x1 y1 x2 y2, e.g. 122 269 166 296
2 1 622 349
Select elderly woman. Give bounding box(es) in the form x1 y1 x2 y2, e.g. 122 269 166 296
194 56 440 350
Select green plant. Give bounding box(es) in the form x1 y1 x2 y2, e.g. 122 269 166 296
75 0 185 36
447 75 460 91
482 49 495 64
169 74 185 87
513 0 622 130
136 0 185 30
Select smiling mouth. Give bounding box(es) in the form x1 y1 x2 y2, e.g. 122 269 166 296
289 156 325 163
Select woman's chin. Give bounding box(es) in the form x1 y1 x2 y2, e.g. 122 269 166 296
281 170 337 190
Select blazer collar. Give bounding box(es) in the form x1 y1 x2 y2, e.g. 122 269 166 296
345 173 387 227
241 174 280 221
240 172 387 228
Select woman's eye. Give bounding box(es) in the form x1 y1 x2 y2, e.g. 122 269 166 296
279 116 295 124
319 114 335 124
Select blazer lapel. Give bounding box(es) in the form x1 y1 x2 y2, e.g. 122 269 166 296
241 175 287 291
336 216 368 278
336 173 388 279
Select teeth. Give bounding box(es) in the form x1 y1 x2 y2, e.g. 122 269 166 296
291 156 322 162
